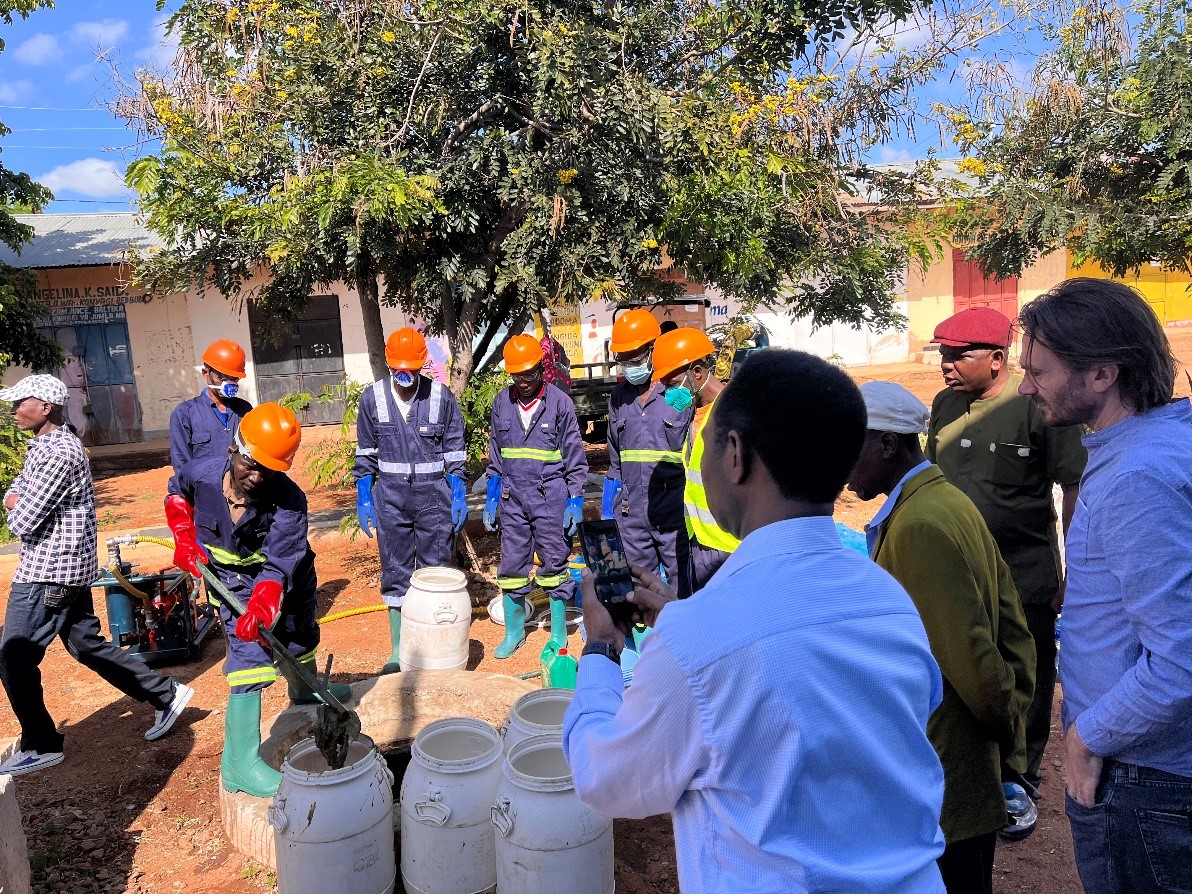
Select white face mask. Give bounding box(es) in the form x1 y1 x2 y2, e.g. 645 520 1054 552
392 370 417 388
208 380 239 399
622 359 653 385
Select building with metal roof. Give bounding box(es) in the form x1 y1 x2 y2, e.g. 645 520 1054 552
0 212 163 270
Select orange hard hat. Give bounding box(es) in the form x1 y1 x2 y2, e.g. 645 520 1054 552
503 334 544 374
236 403 302 471
652 327 716 381
385 327 428 371
610 308 662 355
202 339 247 379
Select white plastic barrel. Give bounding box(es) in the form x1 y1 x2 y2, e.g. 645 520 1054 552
504 688 573 753
491 734 614 894
400 717 505 894
400 566 472 672
270 735 396 894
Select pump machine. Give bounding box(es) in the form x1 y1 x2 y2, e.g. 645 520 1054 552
95 534 219 667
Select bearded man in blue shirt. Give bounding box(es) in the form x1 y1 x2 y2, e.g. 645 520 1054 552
564 350 948 893
1018 278 1192 894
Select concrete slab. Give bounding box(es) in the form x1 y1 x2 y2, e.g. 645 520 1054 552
220 671 536 870
0 771 32 894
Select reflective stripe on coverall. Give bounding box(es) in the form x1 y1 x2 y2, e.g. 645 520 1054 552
353 376 467 608
487 384 588 601
169 455 319 692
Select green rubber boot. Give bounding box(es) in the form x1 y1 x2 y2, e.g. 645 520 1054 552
381 608 402 675
548 598 569 651
494 595 527 659
221 691 283 798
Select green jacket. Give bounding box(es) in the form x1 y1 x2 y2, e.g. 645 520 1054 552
871 466 1036 843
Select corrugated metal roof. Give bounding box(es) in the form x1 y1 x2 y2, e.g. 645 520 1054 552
0 212 164 269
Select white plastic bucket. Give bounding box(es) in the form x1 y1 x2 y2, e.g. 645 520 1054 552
400 567 472 672
270 735 396 894
400 717 505 894
491 734 614 894
504 688 573 753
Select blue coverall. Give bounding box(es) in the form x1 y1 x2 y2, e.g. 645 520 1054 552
169 456 319 693
353 376 467 607
606 380 692 588
169 391 253 472
488 384 588 601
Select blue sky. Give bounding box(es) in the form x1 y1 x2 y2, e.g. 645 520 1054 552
0 1 173 212
0 2 1055 213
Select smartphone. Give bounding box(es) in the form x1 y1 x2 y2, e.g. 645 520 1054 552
576 520 637 625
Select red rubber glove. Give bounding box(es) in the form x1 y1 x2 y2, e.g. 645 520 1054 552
164 494 207 576
236 579 283 645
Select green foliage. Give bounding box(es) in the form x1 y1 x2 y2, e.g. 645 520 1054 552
950 0 1192 279
124 0 962 396
0 390 30 544
459 367 510 477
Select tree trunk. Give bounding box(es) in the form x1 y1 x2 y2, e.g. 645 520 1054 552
354 258 388 382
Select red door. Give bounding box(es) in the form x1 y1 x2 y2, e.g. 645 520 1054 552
952 248 1019 322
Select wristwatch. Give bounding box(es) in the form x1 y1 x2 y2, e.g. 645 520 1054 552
581 641 621 665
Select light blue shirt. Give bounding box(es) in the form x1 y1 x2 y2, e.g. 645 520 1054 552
1063 399 1192 774
865 459 934 556
563 515 947 894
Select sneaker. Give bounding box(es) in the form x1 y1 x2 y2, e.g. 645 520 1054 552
999 782 1038 841
0 749 65 777
145 682 195 742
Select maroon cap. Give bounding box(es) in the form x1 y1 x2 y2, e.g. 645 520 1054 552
931 307 1013 348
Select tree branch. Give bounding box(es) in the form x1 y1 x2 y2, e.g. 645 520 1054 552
442 97 498 154
399 26 444 141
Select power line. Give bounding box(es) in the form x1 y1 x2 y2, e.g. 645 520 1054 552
0 104 109 111
9 127 129 132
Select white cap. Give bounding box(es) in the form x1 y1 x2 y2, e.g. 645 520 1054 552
860 381 929 435
0 374 69 407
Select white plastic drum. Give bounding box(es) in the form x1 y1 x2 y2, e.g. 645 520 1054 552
270 735 396 894
504 688 573 753
400 717 505 894
400 566 472 672
491 734 614 894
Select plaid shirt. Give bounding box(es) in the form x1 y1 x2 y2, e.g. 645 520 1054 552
5 425 99 586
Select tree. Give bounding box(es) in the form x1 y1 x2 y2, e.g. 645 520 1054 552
122 0 1043 394
948 0 1192 280
0 0 61 371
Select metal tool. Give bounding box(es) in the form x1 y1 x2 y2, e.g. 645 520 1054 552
196 563 361 769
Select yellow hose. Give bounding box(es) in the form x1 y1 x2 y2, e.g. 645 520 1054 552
106 561 153 606
135 534 177 550
317 605 389 624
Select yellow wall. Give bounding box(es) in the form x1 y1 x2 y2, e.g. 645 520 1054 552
1066 258 1192 325
904 254 954 354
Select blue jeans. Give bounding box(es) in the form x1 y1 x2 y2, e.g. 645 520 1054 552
0 582 174 753
1066 760 1192 894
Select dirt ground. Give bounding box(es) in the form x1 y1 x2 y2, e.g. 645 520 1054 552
11 339 1192 894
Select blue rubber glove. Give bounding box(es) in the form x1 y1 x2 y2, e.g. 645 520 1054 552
446 473 468 532
600 477 622 520
563 495 585 537
483 474 502 532
356 475 377 539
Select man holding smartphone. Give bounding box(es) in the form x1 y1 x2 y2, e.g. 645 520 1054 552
563 351 948 893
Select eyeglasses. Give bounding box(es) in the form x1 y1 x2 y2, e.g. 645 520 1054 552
205 366 238 383
510 368 542 383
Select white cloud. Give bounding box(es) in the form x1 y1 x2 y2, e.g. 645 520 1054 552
38 158 131 198
134 15 178 71
13 33 62 66
71 19 129 49
0 79 35 103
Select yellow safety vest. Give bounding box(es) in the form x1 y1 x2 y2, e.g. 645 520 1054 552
682 400 741 553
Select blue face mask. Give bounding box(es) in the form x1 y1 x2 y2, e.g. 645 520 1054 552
208 381 239 399
392 370 416 388
664 385 693 411
623 362 652 385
